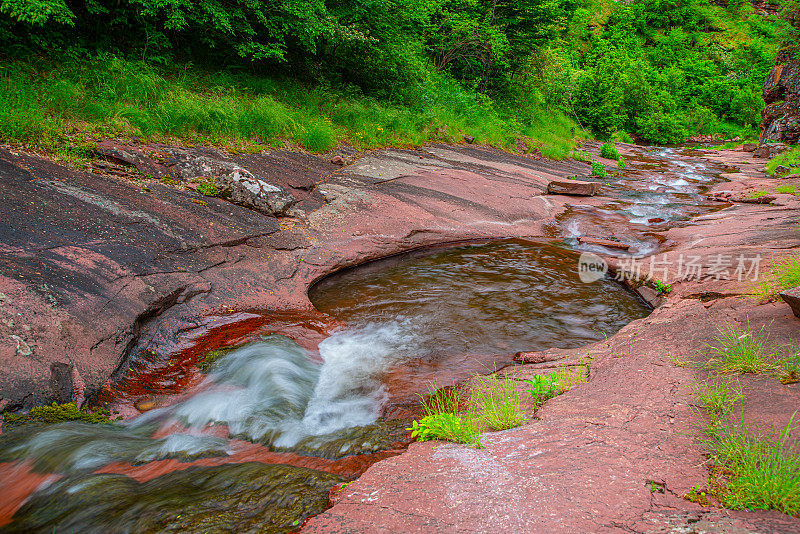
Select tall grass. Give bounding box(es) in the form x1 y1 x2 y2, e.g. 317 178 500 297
706 323 774 375
751 254 800 301
0 56 581 157
471 375 527 431
704 416 800 516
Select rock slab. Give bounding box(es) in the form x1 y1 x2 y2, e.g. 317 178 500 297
546 179 599 196
779 286 800 318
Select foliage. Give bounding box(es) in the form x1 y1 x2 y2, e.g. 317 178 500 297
409 387 482 446
749 254 800 301
590 160 607 177
653 280 671 295
705 323 773 375
704 415 800 516
776 185 798 195
525 366 586 408
197 181 219 197
693 375 743 418
599 142 620 161
767 146 800 176
749 190 769 199
470 375 527 431
3 402 118 431
617 156 626 169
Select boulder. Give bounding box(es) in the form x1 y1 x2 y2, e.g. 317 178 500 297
331 155 345 165
216 168 297 217
753 143 789 159
775 165 791 176
780 286 800 319
546 179 599 196
742 143 758 152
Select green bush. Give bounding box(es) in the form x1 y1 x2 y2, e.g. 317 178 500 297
591 160 607 177
599 142 621 161
197 181 219 197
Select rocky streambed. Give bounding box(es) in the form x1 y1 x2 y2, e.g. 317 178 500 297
1 141 799 532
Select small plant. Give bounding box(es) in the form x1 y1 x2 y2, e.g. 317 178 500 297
197 181 219 197
408 387 481 446
776 185 797 195
774 350 800 384
590 160 607 178
653 280 672 295
748 190 769 199
706 323 773 375
617 156 626 169
526 374 561 407
693 376 743 418
3 402 119 431
648 481 665 493
684 484 711 506
471 375 526 431
570 150 592 163
600 142 621 161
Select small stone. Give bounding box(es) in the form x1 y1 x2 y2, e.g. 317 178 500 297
463 135 475 144
331 155 345 165
10 335 31 356
135 398 159 412
636 286 659 305
547 179 599 196
779 286 800 319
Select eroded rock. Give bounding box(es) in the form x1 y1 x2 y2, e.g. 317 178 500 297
779 286 800 319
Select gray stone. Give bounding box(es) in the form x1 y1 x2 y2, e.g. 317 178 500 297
753 143 789 159
779 286 800 319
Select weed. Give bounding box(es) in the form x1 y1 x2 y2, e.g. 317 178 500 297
648 481 665 493
525 366 586 408
570 150 592 163
684 484 712 506
776 185 797 195
197 181 219 197
653 280 672 295
591 160 607 178
774 350 800 384
704 415 800 516
706 323 773 375
409 387 482 446
599 142 621 161
749 190 769 199
693 376 743 418
617 156 626 169
471 375 527 431
748 254 800 301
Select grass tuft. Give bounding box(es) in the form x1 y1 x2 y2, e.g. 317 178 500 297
704 416 800 516
693 375 743 418
706 323 773 375
471 375 527 431
749 255 800 301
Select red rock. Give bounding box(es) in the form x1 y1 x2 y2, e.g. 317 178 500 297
546 179 599 196
741 143 758 152
779 286 800 319
330 155 345 165
648 217 665 224
578 236 631 250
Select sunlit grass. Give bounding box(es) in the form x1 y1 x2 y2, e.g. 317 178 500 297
0 56 582 158
705 323 773 375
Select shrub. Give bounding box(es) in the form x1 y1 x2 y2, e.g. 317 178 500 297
591 160 607 177
599 142 621 161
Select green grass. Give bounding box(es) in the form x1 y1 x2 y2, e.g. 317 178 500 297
409 387 482 447
0 55 582 159
748 190 769 199
706 323 774 375
693 376 743 418
471 375 527 431
704 416 800 516
776 185 797 195
749 254 800 301
526 366 587 408
767 146 800 177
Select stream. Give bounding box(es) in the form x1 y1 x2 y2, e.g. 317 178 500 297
0 145 734 533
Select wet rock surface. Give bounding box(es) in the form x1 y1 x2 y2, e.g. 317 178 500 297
4 462 343 534
1 140 800 532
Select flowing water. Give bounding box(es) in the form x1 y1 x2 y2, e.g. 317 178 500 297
0 145 733 532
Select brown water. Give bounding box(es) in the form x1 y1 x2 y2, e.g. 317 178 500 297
310 239 651 357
